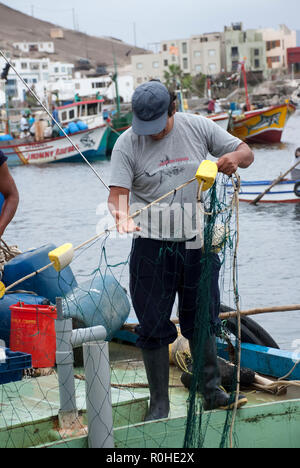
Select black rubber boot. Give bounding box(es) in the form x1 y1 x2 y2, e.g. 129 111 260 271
141 346 170 421
190 336 248 411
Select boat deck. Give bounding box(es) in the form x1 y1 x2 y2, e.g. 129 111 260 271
1 340 300 448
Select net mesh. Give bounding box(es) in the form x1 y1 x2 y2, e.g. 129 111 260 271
0 173 243 449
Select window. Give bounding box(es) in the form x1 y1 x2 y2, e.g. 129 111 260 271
231 47 239 57
54 67 59 73
208 49 216 57
208 63 217 72
87 103 98 116
69 109 75 120
61 67 66 73
136 63 143 69
271 56 281 63
75 83 81 90
42 63 48 69
254 49 260 56
195 64 202 73
164 59 168 66
30 62 39 70
183 58 188 69
21 62 28 69
61 111 67 122
266 40 281 51
152 61 159 68
254 59 260 68
163 44 168 51
194 50 201 58
182 42 187 54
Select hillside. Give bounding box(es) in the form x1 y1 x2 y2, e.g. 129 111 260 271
0 3 148 69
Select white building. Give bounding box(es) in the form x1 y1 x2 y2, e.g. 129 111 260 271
35 74 134 105
13 41 55 54
0 57 74 102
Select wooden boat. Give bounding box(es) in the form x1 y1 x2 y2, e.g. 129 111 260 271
207 112 230 131
227 179 300 203
0 125 108 166
230 102 296 144
228 61 296 144
1 337 300 449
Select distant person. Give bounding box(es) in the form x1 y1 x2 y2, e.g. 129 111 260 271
20 111 30 139
214 99 222 114
207 99 215 114
75 93 81 103
290 147 300 181
0 151 19 239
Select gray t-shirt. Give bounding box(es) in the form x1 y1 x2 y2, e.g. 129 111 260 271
109 112 242 241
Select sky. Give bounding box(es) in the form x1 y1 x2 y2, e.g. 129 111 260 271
2 0 300 49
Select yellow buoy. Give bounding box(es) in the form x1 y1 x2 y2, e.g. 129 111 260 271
195 160 218 191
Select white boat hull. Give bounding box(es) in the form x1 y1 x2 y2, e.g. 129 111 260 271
208 113 229 131
0 126 107 166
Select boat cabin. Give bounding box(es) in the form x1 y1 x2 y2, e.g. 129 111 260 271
55 100 105 128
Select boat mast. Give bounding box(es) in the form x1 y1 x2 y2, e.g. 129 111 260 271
241 61 251 111
113 55 121 118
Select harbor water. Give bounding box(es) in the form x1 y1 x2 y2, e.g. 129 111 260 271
5 110 300 351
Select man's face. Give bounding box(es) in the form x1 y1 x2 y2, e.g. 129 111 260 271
150 115 174 141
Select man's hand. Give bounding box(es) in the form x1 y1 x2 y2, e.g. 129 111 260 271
217 142 254 176
108 186 141 235
111 209 141 234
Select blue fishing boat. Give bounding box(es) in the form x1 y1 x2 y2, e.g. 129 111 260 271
227 179 300 203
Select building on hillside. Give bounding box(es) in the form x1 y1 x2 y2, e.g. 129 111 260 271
259 25 296 75
0 57 74 102
131 33 223 88
35 73 134 106
13 41 55 54
224 23 267 79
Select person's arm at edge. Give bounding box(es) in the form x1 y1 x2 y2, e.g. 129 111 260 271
0 163 19 238
216 142 254 176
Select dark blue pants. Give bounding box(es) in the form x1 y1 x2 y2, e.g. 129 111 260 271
129 238 221 350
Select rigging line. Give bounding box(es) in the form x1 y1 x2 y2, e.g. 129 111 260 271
0 49 110 191
2 177 198 294
228 173 242 449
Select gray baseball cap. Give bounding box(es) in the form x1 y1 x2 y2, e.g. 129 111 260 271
132 81 170 136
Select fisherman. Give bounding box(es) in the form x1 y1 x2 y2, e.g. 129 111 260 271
108 80 254 420
290 147 300 181
0 150 19 239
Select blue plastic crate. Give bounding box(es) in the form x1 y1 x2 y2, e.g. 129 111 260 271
0 348 32 385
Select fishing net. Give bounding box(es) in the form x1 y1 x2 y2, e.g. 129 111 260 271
0 171 244 449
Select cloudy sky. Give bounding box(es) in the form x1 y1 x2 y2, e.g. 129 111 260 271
2 0 299 49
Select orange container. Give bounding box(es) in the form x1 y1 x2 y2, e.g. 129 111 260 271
10 302 57 368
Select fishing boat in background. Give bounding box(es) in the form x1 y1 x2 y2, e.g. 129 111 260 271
207 112 230 131
227 178 300 203
230 102 296 144
229 62 296 144
0 124 108 166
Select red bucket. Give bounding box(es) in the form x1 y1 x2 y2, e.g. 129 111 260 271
10 302 57 368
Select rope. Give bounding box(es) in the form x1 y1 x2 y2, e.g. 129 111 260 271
229 173 241 449
0 49 110 191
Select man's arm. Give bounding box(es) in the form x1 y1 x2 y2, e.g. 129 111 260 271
108 186 141 234
0 163 19 238
216 142 254 176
